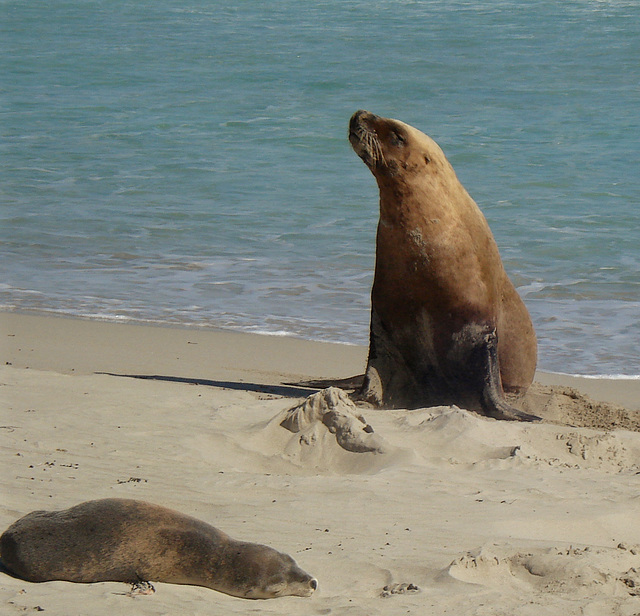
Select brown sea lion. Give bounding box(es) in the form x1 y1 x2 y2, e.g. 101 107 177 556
0 498 317 599
348 110 538 421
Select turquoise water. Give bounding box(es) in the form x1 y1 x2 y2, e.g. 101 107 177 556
1 0 638 376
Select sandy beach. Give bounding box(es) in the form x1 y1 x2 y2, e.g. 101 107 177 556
2 311 640 615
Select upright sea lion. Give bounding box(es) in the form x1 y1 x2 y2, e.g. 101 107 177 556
0 498 317 599
349 110 538 421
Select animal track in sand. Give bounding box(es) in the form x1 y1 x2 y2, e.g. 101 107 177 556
447 543 640 598
388 405 640 473
380 582 420 597
557 432 639 471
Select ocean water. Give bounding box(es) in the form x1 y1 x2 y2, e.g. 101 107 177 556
1 0 638 377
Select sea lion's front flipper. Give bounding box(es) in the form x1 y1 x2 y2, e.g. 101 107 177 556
480 329 540 422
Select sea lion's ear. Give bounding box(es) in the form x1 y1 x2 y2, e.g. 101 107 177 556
424 155 431 164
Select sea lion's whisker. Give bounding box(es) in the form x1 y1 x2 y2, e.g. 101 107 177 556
361 129 384 166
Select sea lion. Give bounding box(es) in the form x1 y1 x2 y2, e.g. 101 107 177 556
348 110 538 421
0 498 317 599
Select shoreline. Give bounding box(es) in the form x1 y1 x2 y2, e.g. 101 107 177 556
1 310 639 411
0 311 365 383
3 305 639 379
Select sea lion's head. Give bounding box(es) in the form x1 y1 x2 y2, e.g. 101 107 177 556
348 110 470 225
348 109 450 182
225 542 318 599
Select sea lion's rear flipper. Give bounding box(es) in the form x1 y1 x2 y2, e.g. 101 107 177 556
127 580 156 596
479 329 540 422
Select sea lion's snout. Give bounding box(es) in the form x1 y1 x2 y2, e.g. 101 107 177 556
349 110 384 169
349 110 377 137
349 109 369 126
293 570 318 597
348 111 363 145
297 576 318 597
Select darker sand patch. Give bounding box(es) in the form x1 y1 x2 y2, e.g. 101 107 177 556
511 383 640 432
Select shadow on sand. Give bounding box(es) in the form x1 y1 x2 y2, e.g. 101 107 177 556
96 372 321 399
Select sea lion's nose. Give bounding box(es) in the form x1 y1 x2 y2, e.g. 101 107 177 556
310 578 318 591
350 109 378 130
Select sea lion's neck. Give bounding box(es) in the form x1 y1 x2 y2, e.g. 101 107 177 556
378 186 450 230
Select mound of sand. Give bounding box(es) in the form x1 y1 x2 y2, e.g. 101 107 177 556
279 387 388 453
513 382 640 432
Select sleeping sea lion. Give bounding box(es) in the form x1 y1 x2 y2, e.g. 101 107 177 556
0 498 317 599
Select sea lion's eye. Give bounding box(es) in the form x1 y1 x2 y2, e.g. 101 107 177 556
390 130 406 147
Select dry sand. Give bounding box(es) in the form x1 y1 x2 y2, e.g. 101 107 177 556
2 311 640 615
